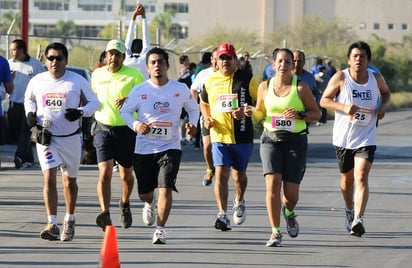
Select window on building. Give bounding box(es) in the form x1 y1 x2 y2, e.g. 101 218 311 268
0 0 19 9
78 0 112 11
78 4 112 11
346 23 353 31
148 5 156 13
401 23 408 30
359 23 367 30
77 25 104 37
125 4 156 13
34 1 65 10
388 23 394 30
33 24 55 36
373 23 380 30
164 3 188 13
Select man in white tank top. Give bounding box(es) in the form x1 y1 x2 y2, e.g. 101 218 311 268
320 41 390 237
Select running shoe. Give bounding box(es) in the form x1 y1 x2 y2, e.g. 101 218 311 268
265 231 283 247
152 228 166 244
345 208 354 233
60 220 75 241
96 211 112 231
232 199 246 225
202 170 214 186
119 200 132 228
40 223 60 241
214 213 232 231
350 217 365 237
142 202 156 226
282 206 299 238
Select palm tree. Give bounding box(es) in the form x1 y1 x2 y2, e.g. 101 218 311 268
53 20 77 45
0 10 20 34
152 8 177 43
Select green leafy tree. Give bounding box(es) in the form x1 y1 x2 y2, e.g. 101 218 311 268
267 16 358 67
151 8 177 44
0 10 20 34
199 24 260 53
52 20 77 45
98 22 123 40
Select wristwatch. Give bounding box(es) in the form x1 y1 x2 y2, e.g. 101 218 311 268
298 111 308 119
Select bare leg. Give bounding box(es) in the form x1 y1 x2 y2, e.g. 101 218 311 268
119 165 134 204
62 174 78 215
231 168 248 202
156 187 172 227
97 160 114 211
353 157 372 218
340 169 355 210
43 167 58 217
214 165 230 213
265 173 282 228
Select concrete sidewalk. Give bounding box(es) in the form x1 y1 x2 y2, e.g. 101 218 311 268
0 109 411 267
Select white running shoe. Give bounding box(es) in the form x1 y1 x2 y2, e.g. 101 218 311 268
265 231 283 247
142 202 156 226
152 227 166 244
233 199 246 225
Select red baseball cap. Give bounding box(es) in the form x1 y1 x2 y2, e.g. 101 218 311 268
217 43 236 58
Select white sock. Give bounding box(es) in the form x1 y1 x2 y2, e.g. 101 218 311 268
64 214 75 222
48 215 57 225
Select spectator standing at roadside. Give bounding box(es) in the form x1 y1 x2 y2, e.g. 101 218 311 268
94 51 106 70
240 51 253 76
124 2 150 79
254 48 320 247
92 39 145 231
178 62 197 146
178 55 190 76
310 57 323 75
320 41 390 237
121 47 199 244
194 52 212 78
325 59 337 77
293 50 320 109
262 48 279 81
314 65 330 126
8 39 45 169
24 42 100 241
200 43 258 231
0 55 14 169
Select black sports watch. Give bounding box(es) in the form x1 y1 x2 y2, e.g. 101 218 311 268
298 111 308 119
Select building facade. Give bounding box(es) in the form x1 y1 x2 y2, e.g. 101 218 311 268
0 0 410 46
188 0 411 44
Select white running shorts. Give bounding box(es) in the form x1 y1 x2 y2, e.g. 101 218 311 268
36 134 82 177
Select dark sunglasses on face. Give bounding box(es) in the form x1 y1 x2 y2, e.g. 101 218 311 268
219 55 233 61
46 55 64 62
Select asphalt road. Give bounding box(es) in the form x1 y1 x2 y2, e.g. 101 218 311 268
0 109 411 268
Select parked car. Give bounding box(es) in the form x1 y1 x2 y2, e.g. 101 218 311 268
67 66 92 82
43 65 91 82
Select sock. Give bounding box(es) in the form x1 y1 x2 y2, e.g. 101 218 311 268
64 214 75 222
48 215 57 225
218 210 226 217
206 169 214 175
284 207 294 217
272 227 280 234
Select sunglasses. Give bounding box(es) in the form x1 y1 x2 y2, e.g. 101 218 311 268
46 55 64 62
219 55 233 61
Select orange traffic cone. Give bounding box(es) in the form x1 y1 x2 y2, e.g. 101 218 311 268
98 225 120 268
